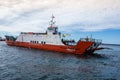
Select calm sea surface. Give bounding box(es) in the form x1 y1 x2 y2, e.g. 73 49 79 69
0 41 120 80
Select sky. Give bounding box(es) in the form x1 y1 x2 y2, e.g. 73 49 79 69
0 0 120 44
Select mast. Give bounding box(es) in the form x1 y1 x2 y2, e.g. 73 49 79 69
47 15 58 34
50 14 56 27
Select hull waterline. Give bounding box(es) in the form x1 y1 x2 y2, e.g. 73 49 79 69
6 40 94 55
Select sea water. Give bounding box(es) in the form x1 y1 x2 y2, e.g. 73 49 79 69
0 41 120 80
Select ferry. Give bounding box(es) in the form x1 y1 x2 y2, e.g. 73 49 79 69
5 15 103 55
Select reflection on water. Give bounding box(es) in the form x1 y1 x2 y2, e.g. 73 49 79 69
0 41 120 80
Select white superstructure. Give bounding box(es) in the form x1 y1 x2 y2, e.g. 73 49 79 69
16 15 64 45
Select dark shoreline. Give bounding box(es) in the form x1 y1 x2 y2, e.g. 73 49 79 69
102 43 120 46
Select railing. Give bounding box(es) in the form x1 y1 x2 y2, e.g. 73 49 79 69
80 38 102 43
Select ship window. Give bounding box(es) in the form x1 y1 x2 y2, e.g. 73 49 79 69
41 41 43 44
41 41 45 44
36 41 37 43
30 41 33 43
37 41 39 43
44 42 46 44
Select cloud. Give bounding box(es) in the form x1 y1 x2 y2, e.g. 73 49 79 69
0 0 120 34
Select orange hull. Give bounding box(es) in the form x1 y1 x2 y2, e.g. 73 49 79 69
6 40 94 55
